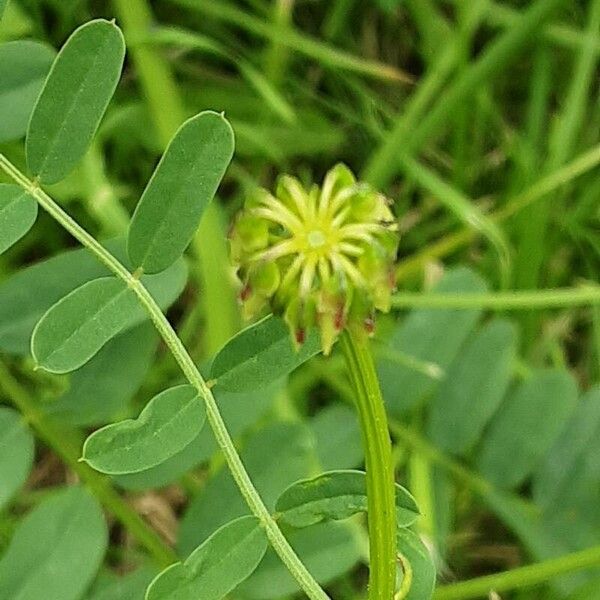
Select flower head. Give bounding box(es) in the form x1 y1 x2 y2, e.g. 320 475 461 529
230 164 399 354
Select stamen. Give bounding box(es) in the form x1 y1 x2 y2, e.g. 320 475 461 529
299 256 317 297
317 257 331 284
285 178 311 221
280 254 304 289
251 239 298 262
252 206 302 235
318 169 337 219
328 187 356 219
332 252 367 287
338 242 364 256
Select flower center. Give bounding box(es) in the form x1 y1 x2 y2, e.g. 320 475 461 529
307 229 327 249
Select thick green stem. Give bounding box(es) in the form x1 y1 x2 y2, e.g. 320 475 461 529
0 360 177 568
0 154 328 600
340 329 397 599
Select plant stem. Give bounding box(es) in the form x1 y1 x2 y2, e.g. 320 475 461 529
0 360 177 568
340 328 396 599
0 154 329 600
391 286 600 310
433 544 600 599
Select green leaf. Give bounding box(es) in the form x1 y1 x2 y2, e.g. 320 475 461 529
378 267 486 415
31 277 138 373
428 319 517 455
86 567 157 600
146 516 267 600
275 470 419 528
0 486 108 600
178 422 315 554
127 111 234 274
396 529 436 600
113 382 281 491
0 0 7 18
46 324 159 427
0 239 186 355
533 385 600 510
310 405 363 471
477 369 578 489
238 521 361 599
26 19 125 183
0 407 34 510
0 184 37 255
82 385 206 475
31 260 186 373
210 315 321 392
0 243 118 354
0 41 55 143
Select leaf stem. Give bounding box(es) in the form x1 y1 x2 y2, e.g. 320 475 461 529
433 544 600 599
0 153 329 600
340 328 397 599
0 359 177 568
391 286 600 310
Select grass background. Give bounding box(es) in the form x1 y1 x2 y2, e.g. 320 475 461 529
1 0 600 598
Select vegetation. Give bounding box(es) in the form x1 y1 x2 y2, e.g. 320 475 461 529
1 1 600 599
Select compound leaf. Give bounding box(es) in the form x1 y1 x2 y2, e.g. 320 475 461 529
146 516 267 600
113 382 281 491
0 184 37 255
275 470 419 528
82 385 205 474
127 111 234 274
26 19 125 183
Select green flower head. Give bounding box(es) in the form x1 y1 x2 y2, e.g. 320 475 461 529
230 163 399 354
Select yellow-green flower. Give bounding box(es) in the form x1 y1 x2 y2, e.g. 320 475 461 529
230 164 399 354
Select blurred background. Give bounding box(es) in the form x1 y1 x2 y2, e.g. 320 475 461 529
1 1 600 599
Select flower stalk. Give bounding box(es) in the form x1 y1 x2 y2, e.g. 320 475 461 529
232 164 401 598
341 328 397 599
